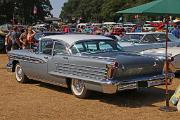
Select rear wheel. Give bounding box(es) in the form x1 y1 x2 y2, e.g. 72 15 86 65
15 63 29 83
71 79 90 99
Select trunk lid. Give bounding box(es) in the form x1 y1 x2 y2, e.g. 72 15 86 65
84 52 164 79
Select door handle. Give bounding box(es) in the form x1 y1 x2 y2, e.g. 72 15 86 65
63 57 68 60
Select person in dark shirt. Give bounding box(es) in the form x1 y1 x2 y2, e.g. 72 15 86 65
9 26 21 50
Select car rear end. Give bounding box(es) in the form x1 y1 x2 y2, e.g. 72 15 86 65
87 53 175 94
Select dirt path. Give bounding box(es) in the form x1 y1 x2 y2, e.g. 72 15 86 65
0 54 180 120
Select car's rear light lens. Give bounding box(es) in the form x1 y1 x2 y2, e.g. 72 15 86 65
106 62 119 79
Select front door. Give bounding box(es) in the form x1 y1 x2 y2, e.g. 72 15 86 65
22 39 54 81
47 41 69 84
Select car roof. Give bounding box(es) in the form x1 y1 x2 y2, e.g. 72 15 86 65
43 34 112 45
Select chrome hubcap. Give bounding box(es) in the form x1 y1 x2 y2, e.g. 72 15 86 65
72 79 85 95
16 65 23 81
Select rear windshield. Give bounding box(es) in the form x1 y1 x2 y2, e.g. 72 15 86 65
70 39 123 54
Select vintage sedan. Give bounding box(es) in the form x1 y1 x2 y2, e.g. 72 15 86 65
141 47 180 73
6 34 174 98
118 32 180 52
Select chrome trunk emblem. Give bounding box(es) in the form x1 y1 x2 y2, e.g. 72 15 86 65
153 62 157 67
137 67 143 70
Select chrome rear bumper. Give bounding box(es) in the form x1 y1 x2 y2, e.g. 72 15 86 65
85 73 175 94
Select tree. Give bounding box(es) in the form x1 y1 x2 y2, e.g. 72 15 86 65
60 0 154 23
60 0 104 22
0 0 52 24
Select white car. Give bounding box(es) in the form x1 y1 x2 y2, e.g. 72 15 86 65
140 47 180 73
118 32 180 52
143 24 155 31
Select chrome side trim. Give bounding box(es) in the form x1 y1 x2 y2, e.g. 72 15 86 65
55 63 107 80
9 54 46 64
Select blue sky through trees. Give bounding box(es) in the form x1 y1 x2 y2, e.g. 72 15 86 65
50 0 68 17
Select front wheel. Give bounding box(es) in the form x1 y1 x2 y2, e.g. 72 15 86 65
15 63 29 83
71 79 90 99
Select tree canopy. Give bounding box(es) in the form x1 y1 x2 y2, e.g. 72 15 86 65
60 0 153 22
0 0 52 24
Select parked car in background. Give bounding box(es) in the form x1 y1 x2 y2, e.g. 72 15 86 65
118 32 180 52
102 22 116 27
0 24 12 32
0 30 6 52
140 47 180 73
6 34 174 98
143 24 155 31
123 23 136 32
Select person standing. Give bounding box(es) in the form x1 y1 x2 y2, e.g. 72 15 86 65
171 24 180 39
4 34 12 52
19 29 28 49
8 26 21 50
26 26 36 49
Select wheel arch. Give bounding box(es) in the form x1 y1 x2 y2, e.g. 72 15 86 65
66 78 72 89
12 60 19 72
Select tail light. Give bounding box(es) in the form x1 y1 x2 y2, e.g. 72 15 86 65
106 62 119 79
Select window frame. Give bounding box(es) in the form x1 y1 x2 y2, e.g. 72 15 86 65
53 41 69 56
39 38 54 56
69 39 123 55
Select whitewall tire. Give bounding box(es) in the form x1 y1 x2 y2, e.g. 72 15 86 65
71 79 90 99
15 63 29 83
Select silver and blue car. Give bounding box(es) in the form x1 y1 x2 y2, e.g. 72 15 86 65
7 34 174 98
118 32 180 52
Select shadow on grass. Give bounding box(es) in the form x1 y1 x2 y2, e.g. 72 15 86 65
89 88 175 108
27 80 175 108
28 80 71 94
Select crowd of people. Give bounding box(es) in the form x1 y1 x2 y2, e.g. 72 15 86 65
60 23 180 38
5 26 36 52
2 22 180 53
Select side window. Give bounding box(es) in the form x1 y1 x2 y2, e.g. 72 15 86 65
53 42 66 54
84 41 98 51
75 42 85 52
41 39 54 55
142 34 157 43
70 42 85 54
155 34 170 42
70 45 79 54
99 41 113 50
